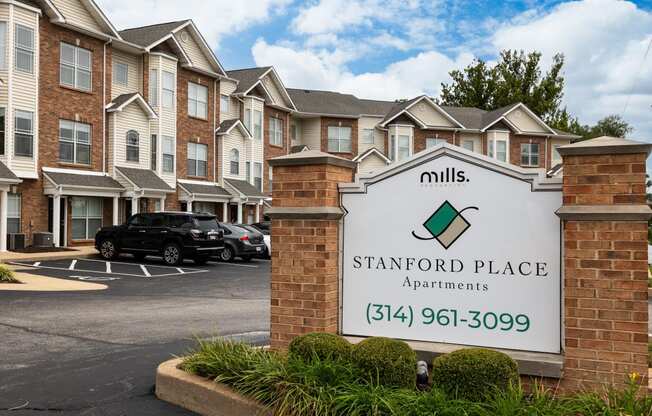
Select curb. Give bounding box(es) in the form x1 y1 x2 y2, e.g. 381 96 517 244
156 358 271 416
1 251 99 264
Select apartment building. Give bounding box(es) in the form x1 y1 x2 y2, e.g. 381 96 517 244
0 0 579 251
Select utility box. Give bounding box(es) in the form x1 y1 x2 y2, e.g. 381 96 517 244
7 233 26 251
33 232 54 248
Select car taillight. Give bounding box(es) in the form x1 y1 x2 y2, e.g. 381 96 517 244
239 235 249 241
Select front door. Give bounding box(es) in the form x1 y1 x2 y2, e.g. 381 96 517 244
47 197 66 246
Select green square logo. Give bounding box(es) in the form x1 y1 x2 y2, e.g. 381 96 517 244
413 201 477 249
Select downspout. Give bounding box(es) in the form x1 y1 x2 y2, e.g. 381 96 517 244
102 39 112 173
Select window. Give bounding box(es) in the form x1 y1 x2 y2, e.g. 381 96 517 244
162 71 175 109
254 162 262 191
149 69 158 107
462 139 475 152
162 136 174 173
426 138 447 148
521 143 540 167
113 62 128 86
151 135 157 170
229 149 239 175
60 43 91 91
552 144 563 164
244 108 251 132
327 126 352 153
187 142 207 177
0 108 5 156
188 82 208 119
245 161 251 183
59 120 91 165
220 94 229 113
398 135 411 161
0 22 7 70
15 24 33 73
269 117 282 146
290 124 297 142
71 197 102 240
253 110 262 140
14 110 33 157
361 129 374 144
126 130 139 162
7 193 20 234
488 132 508 163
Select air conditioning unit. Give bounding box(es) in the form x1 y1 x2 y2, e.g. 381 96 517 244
7 233 25 251
33 232 54 248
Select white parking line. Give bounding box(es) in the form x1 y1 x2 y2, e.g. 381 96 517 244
68 260 77 270
106 262 112 274
32 262 40 267
140 265 151 277
219 262 259 269
8 261 208 278
176 268 185 274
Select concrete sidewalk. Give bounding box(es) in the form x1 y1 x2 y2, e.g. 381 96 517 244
0 246 98 263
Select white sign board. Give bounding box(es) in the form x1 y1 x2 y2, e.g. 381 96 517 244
341 147 562 354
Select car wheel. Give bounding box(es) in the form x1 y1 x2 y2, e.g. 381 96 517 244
99 239 118 260
219 246 234 262
162 243 183 266
240 255 252 262
194 256 209 265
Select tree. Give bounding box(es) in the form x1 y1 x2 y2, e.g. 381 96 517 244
588 114 633 138
439 50 565 122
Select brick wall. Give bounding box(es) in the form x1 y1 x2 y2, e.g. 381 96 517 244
320 117 358 159
413 129 455 153
176 68 216 182
264 105 290 193
510 136 546 169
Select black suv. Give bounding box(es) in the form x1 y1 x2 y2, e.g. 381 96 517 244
95 212 224 266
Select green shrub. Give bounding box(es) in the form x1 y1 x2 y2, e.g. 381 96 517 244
351 337 416 389
0 264 18 283
649 342 652 368
288 333 352 363
431 348 518 401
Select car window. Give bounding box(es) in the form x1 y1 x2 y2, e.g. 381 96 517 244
220 224 232 235
151 214 166 227
128 214 150 226
193 217 219 231
167 215 192 228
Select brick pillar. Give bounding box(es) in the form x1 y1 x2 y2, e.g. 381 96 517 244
557 136 651 391
267 151 356 349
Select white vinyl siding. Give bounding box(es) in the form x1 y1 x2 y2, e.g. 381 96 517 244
219 80 239 122
301 118 321 150
59 120 91 165
269 116 282 146
71 197 102 240
361 129 374 144
220 94 229 114
174 28 216 75
111 103 151 170
408 100 455 127
113 61 128 86
327 126 351 153
50 0 106 33
111 51 141 99
358 153 388 175
60 42 91 91
188 82 207 119
14 24 33 73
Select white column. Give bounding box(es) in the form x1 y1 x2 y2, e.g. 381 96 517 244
132 197 139 215
0 190 7 252
112 197 119 225
237 202 243 224
52 194 61 247
186 200 193 213
159 196 166 212
255 203 260 223
222 202 228 223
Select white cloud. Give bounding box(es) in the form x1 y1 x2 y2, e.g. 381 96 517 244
491 0 652 138
96 0 291 48
252 39 473 100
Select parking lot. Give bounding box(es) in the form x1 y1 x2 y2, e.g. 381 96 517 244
0 254 270 415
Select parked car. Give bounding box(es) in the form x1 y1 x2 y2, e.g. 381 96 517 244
252 221 271 233
95 212 224 266
219 223 266 262
241 224 271 259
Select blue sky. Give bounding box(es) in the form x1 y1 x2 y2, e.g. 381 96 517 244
99 0 652 143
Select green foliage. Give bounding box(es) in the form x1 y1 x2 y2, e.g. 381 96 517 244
288 332 351 363
351 337 417 389
649 341 652 367
0 264 19 283
439 50 565 123
431 348 519 401
182 338 652 416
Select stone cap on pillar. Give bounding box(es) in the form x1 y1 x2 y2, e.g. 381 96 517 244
268 149 358 169
557 136 652 156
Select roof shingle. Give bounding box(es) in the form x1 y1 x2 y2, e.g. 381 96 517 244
119 20 188 47
115 167 174 192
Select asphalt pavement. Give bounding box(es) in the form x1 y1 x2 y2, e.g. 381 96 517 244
0 255 270 415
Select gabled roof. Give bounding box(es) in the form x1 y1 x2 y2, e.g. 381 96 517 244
216 119 252 138
352 147 391 164
380 95 465 129
115 166 174 193
224 179 266 199
35 0 121 39
106 93 157 119
177 180 232 198
43 168 124 190
226 66 296 110
119 20 226 77
0 161 20 184
287 88 365 117
481 103 556 135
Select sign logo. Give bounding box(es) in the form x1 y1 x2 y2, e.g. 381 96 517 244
412 201 479 249
420 167 469 184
